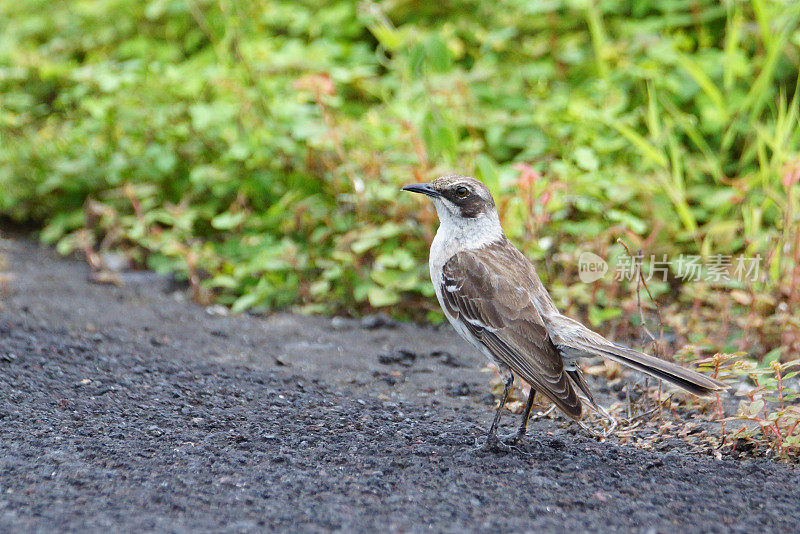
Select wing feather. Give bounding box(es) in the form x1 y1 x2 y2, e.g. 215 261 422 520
441 245 582 419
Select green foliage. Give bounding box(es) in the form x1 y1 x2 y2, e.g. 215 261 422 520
1 1 799 352
730 357 800 459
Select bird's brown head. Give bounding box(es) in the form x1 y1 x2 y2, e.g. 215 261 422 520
401 175 495 219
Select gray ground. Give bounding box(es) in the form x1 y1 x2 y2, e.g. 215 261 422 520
1 234 798 533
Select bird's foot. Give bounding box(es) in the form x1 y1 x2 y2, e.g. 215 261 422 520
470 433 513 454
498 432 525 447
472 433 531 456
483 433 514 453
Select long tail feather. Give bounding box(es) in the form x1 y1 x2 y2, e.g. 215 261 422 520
594 342 727 397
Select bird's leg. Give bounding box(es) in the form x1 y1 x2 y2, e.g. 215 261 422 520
488 373 513 438
482 373 514 451
502 387 536 445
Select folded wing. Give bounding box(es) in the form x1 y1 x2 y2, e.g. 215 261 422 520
440 246 583 420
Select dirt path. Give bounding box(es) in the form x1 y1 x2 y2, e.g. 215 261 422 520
1 235 798 533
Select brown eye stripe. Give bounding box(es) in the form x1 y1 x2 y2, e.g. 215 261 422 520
444 186 469 202
437 184 486 217
458 198 484 218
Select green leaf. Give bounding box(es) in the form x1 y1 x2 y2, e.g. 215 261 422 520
231 292 262 314
211 211 246 230
367 286 400 307
763 348 782 365
748 399 765 417
425 35 452 72
574 147 599 171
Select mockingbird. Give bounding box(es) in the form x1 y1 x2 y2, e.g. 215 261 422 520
402 175 726 448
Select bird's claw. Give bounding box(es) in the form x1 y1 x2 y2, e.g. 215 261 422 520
498 432 525 447
481 434 514 453
473 433 532 456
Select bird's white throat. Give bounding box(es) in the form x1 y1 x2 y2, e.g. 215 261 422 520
428 198 504 276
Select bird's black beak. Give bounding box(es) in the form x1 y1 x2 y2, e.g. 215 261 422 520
401 183 441 198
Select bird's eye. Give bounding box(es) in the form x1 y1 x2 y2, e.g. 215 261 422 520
455 186 469 198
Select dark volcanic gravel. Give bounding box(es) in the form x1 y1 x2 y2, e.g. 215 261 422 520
0 235 799 533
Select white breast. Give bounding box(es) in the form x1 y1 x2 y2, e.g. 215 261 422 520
428 200 504 365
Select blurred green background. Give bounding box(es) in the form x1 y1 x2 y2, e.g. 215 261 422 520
1 0 798 359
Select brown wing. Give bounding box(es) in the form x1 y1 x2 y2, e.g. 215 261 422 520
441 243 582 420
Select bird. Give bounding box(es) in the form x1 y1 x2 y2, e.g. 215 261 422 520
402 175 727 449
